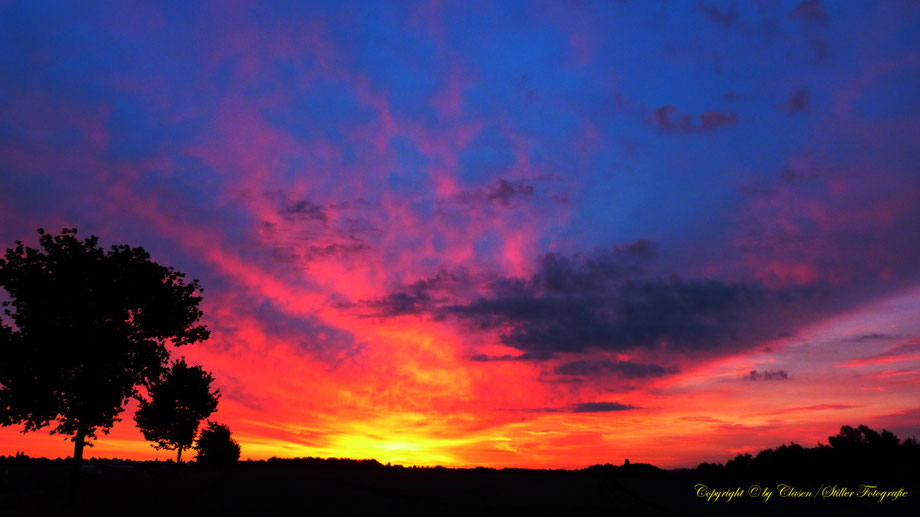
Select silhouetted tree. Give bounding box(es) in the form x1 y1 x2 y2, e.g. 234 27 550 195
135 358 219 464
194 421 241 465
0 228 209 497
692 424 920 480
828 424 899 450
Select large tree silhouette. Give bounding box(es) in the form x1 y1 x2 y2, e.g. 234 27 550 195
135 358 220 464
0 228 209 495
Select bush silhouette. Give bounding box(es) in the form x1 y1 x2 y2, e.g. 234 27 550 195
135 358 220 464
195 422 240 466
0 228 209 497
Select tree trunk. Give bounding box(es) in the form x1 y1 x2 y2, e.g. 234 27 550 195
173 446 184 477
67 429 86 505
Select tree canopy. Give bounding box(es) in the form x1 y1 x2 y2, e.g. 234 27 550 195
135 358 220 463
695 424 919 480
0 227 209 446
195 422 241 465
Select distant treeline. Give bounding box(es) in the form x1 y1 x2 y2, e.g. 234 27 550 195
694 425 919 481
3 425 916 481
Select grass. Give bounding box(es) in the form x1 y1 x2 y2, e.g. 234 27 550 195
1 463 915 516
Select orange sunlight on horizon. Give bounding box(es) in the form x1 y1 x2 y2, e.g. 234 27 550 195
3 285 919 470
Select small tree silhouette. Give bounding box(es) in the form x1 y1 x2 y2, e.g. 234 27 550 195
195 421 240 466
135 358 220 464
0 228 209 498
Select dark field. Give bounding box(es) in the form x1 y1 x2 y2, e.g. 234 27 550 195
1 463 916 516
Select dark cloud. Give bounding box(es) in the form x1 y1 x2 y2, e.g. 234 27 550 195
690 1 788 39
358 266 461 318
447 272 810 359
528 242 655 296
741 168 816 197
218 376 264 411
459 178 537 207
742 369 790 381
844 332 896 342
488 179 534 206
555 359 676 379
252 301 359 358
358 239 656 317
699 111 738 131
359 239 654 320
696 2 739 29
303 242 370 261
366 242 826 361
571 401 637 413
272 242 372 265
781 89 810 113
521 284 740 351
342 216 382 243
789 0 827 24
468 352 553 361
263 194 381 265
469 353 517 362
613 238 655 258
551 192 569 204
651 106 737 133
270 242 371 264
280 199 328 223
362 292 428 318
512 401 638 413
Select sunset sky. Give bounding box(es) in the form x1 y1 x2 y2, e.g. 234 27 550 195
1 1 919 469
